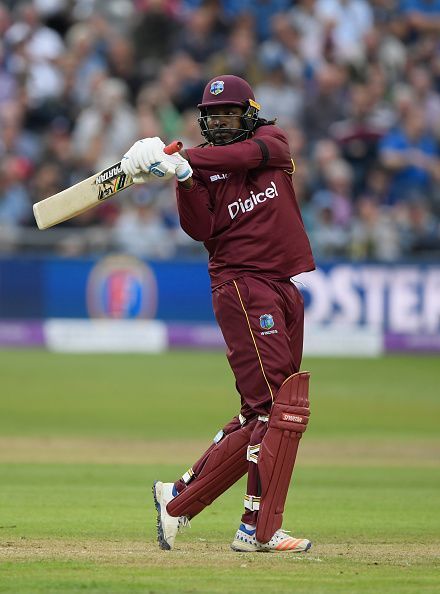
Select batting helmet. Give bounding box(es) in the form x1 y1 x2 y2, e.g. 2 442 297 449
198 75 261 145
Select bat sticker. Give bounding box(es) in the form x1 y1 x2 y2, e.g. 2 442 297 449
97 174 129 201
95 163 124 185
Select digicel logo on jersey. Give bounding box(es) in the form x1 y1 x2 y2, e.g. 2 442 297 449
228 181 278 220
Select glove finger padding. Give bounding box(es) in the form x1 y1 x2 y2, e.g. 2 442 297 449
121 137 166 176
121 153 140 177
139 137 166 168
149 160 177 180
168 154 193 182
155 153 193 182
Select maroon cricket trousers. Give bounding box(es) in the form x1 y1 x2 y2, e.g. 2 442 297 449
175 275 305 525
213 276 304 524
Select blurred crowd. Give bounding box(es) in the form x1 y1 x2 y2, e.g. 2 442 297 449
1 0 440 261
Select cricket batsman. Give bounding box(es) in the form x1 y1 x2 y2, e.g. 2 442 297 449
121 75 316 552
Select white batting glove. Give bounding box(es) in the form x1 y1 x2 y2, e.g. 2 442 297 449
122 137 181 181
120 137 167 175
148 160 178 180
153 153 193 182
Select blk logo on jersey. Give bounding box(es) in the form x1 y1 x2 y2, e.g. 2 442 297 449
210 80 224 95
210 173 229 182
228 181 278 219
259 313 278 336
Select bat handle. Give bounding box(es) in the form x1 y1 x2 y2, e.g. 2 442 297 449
164 140 183 155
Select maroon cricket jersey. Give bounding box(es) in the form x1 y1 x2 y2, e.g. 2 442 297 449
176 125 315 288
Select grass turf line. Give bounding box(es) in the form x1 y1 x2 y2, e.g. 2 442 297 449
0 351 439 593
1 352 439 439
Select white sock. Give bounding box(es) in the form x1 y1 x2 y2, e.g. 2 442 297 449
243 522 256 531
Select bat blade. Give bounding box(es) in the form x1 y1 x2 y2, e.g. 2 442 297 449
33 163 132 230
33 140 183 230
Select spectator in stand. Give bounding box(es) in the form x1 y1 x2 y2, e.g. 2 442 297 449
302 63 346 147
309 157 354 258
284 124 307 160
397 199 440 256
0 4 16 105
315 0 374 65
136 81 182 143
0 49 17 105
391 83 416 123
208 23 261 87
407 65 440 140
166 52 206 113
132 0 179 77
0 1 10 34
309 138 342 193
0 101 40 165
309 195 350 259
311 158 354 229
178 108 205 148
254 60 303 127
350 196 401 261
379 104 440 205
64 22 107 108
399 0 440 42
363 65 397 131
364 7 407 83
259 14 304 84
217 0 293 41
181 0 293 40
72 77 138 171
330 82 387 196
112 189 175 259
5 2 65 107
364 0 407 76
359 163 392 206
288 0 326 72
0 0 438 259
107 36 143 104
0 156 32 226
175 4 226 63
29 161 64 208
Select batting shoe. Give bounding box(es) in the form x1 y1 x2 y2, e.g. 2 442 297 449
231 523 312 553
152 481 189 550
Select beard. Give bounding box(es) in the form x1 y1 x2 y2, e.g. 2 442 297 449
209 127 243 145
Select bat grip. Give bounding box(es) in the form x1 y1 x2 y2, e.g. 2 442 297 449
164 140 183 155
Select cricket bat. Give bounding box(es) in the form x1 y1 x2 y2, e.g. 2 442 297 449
33 140 183 230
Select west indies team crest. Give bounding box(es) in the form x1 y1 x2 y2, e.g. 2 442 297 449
210 80 224 95
259 314 275 330
86 255 157 319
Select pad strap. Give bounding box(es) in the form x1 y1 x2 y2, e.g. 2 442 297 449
244 494 260 511
246 444 260 464
181 468 195 484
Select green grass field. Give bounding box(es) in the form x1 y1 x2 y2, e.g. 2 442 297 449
0 351 439 594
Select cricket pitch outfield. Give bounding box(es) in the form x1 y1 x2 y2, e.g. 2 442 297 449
0 351 439 594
